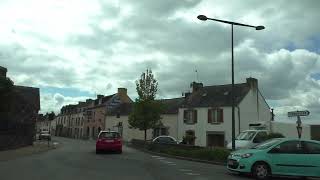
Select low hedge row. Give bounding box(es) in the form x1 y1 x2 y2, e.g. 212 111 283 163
159 147 230 162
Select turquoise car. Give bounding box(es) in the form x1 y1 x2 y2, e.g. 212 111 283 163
227 138 320 179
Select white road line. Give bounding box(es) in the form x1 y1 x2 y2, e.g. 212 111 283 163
167 163 176 166
156 157 165 160
185 172 200 176
179 169 192 172
151 155 160 158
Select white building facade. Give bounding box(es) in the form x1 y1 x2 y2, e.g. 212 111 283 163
177 78 271 147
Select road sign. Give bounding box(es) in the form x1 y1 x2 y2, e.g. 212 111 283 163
288 110 310 117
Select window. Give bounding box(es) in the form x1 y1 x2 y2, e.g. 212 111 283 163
272 141 303 154
253 132 268 143
304 142 320 154
98 132 120 139
183 110 197 124
208 109 223 123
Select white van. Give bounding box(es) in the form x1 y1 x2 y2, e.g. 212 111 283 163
227 130 268 150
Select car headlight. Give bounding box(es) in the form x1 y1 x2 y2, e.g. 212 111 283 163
241 153 253 158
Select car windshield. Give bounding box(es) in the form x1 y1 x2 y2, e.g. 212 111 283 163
99 132 120 139
236 131 256 140
252 139 282 149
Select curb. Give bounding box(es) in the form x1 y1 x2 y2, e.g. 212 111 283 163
129 145 226 166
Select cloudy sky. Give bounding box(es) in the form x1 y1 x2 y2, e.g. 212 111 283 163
0 0 319 122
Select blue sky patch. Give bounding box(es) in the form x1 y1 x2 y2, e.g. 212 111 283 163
40 86 93 97
310 73 320 80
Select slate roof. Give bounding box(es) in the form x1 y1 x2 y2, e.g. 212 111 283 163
159 98 185 114
107 103 133 116
182 83 251 108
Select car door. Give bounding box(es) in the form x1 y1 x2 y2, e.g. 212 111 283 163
302 141 320 177
268 140 306 176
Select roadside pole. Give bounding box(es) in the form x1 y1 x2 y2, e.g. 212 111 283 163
288 110 310 139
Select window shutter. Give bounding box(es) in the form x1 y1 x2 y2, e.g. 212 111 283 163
208 109 212 123
219 109 224 123
193 110 197 123
183 110 188 123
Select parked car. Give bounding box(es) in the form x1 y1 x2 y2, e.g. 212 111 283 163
39 131 51 141
227 130 268 150
227 138 320 179
152 136 178 144
96 131 122 154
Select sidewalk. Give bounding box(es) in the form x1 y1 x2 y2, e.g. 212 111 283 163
0 140 60 162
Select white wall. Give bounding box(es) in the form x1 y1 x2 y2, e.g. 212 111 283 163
105 114 179 142
177 89 272 147
238 88 271 133
271 121 311 139
105 115 152 142
178 107 239 147
161 114 179 139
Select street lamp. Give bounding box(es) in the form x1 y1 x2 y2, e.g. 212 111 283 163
197 14 264 150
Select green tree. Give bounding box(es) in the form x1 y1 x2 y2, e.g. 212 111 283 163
129 69 163 141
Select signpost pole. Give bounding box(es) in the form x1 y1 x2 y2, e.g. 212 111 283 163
296 115 302 139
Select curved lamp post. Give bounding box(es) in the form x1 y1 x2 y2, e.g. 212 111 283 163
197 14 264 151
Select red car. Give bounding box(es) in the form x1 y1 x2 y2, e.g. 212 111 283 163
96 131 122 154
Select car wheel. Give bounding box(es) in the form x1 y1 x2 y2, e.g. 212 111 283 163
96 150 100 154
117 150 122 154
252 162 270 180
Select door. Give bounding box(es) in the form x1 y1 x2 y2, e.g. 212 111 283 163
269 140 307 176
207 133 225 148
302 141 320 177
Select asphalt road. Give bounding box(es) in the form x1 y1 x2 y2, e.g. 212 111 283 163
0 137 312 180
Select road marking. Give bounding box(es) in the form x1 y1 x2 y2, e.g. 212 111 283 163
156 157 165 160
179 169 192 172
151 155 160 158
185 172 200 176
167 163 176 166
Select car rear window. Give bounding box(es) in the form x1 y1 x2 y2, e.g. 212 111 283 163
99 132 120 139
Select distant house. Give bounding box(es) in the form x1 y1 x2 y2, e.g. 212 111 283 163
178 78 271 147
0 66 40 150
105 97 184 142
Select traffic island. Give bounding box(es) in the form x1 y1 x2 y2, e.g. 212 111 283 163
0 140 61 162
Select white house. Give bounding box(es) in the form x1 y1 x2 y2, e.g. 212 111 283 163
105 98 184 142
177 78 271 147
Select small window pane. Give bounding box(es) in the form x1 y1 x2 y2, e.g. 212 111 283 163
304 142 320 154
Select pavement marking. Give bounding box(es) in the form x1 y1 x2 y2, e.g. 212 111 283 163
156 157 166 160
167 163 176 166
179 169 192 172
151 155 160 158
185 172 200 176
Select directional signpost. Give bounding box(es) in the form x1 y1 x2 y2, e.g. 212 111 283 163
288 110 310 139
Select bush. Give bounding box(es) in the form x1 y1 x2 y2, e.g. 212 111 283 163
160 147 230 162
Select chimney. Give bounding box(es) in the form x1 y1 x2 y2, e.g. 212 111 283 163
183 92 191 98
118 88 127 97
190 81 203 93
246 77 258 89
0 66 7 77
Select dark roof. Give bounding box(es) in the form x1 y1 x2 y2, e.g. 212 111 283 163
107 103 133 116
14 85 40 110
159 98 185 114
183 83 250 108
94 94 115 105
